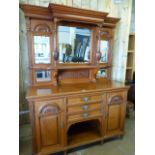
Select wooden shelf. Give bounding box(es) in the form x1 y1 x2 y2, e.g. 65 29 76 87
127 53 134 68
126 67 132 70
128 50 134 53
126 69 133 81
68 120 101 146
125 33 135 82
128 35 135 50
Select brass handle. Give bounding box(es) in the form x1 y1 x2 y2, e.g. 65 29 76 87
82 113 89 118
82 105 89 110
82 97 90 102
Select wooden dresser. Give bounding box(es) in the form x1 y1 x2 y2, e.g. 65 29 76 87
20 3 129 155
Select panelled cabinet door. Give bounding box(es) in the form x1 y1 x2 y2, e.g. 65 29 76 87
106 91 127 137
40 106 60 147
34 99 64 153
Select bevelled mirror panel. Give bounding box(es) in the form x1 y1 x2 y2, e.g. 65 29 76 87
36 70 51 82
58 26 91 63
34 36 50 64
99 40 108 63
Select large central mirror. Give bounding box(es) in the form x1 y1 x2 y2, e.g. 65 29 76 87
58 26 91 63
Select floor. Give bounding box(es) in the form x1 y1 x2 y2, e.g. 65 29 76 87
19 112 135 155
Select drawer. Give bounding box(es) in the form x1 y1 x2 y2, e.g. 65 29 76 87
67 103 101 114
68 94 102 105
107 91 126 105
67 110 101 122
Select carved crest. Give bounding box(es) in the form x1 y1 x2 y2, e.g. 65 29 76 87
40 104 59 116
109 95 123 104
33 24 51 33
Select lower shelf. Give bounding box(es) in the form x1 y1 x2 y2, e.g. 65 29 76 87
68 120 101 146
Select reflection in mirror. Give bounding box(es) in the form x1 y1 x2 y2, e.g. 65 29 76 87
96 69 106 78
58 26 91 63
100 40 108 63
36 70 51 82
34 36 50 64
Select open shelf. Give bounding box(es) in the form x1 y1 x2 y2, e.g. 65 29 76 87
128 34 135 50
126 69 133 81
127 53 134 68
67 120 101 146
125 33 135 82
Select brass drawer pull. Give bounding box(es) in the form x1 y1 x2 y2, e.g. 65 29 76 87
82 97 90 102
82 113 89 118
82 105 89 110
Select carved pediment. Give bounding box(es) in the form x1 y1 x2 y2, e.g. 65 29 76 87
109 95 123 104
33 24 51 33
40 104 60 116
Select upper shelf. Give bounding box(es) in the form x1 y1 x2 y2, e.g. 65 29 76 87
20 3 120 27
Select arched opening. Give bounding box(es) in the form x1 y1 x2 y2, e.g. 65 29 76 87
67 119 102 145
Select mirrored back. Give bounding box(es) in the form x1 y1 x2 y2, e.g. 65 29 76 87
58 26 91 63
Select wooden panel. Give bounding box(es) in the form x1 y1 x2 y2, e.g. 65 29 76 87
107 104 120 130
34 99 64 152
40 115 59 146
106 91 127 137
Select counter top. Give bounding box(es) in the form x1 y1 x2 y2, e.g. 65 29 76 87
26 79 129 100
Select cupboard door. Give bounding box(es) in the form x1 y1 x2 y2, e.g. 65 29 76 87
40 111 60 146
107 104 121 131
106 91 127 137
34 99 64 153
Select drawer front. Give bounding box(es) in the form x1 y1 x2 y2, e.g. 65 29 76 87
68 94 102 105
107 91 126 105
67 110 101 122
67 103 101 114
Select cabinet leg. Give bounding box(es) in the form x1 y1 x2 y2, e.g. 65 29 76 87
100 140 104 145
119 135 123 139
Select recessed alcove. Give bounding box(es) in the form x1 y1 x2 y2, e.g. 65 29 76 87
67 120 101 146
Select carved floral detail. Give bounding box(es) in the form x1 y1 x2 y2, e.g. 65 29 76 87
109 95 123 104
40 104 59 116
33 24 51 32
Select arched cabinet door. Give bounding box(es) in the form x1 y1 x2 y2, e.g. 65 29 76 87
34 99 64 154
105 91 127 137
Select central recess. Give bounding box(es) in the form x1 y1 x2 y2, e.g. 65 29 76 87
67 120 101 145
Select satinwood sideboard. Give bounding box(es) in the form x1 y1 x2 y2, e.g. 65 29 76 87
20 3 129 155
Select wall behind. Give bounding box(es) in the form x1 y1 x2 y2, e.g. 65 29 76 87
19 0 133 124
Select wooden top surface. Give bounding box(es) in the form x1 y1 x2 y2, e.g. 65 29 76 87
26 79 128 100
